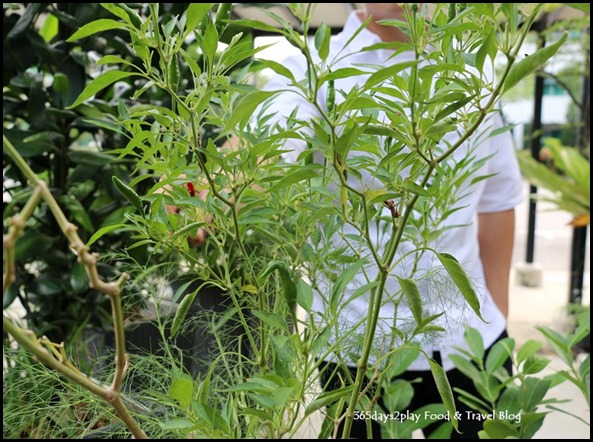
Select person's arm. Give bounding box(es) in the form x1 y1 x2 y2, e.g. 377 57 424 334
478 208 515 318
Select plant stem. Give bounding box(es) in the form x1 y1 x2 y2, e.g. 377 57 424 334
3 316 148 438
3 187 42 295
3 135 147 439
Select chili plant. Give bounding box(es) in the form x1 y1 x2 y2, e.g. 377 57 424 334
4 3 569 439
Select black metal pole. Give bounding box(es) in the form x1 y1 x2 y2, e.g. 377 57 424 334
568 35 590 305
569 227 588 304
525 22 546 264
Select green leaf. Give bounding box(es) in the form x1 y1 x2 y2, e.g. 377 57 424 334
231 19 283 35
563 3 590 13
67 71 136 109
170 221 208 240
516 339 542 364
433 97 473 122
314 22 331 61
252 310 288 333
473 3 495 17
579 354 590 378
519 412 547 439
536 325 573 366
4 285 19 309
202 22 218 60
449 354 481 381
198 369 211 404
226 378 277 393
323 67 367 82
497 385 522 416
483 419 517 439
366 190 401 206
225 90 277 130
260 260 297 317
476 30 495 73
268 165 320 192
364 60 419 89
401 180 430 196
522 355 550 375
272 336 297 367
53 72 69 94
517 150 589 216
7 3 42 40
436 252 482 320
364 125 399 138
304 385 354 416
117 3 143 29
161 418 196 431
40 13 59 43
67 19 128 42
503 33 568 94
485 337 514 374
397 277 423 326
86 224 129 247
257 59 296 84
112 176 144 214
68 150 115 166
31 275 64 296
101 3 130 21
523 377 551 411
427 357 458 431
330 260 366 311
62 196 94 232
180 49 202 79
83 118 126 136
464 327 485 361
186 4 213 35
14 232 54 261
296 279 313 313
215 2 233 33
454 387 492 413
70 262 89 295
170 288 199 338
427 422 453 439
168 374 194 409
386 347 421 378
548 141 590 199
384 379 414 412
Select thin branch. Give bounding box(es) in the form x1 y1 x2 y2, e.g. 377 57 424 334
540 70 584 111
3 134 148 440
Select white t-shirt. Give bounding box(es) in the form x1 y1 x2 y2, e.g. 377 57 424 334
256 11 523 371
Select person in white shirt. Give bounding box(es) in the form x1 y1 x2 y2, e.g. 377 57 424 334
254 3 523 439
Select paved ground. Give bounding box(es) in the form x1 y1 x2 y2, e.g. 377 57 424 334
506 184 590 440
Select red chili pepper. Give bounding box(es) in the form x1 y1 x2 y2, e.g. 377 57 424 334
186 182 196 197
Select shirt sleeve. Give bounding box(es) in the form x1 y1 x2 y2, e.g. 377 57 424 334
477 111 524 213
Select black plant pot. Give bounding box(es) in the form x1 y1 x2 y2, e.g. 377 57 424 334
100 279 253 381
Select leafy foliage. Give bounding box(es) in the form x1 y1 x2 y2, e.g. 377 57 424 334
3 3 574 439
2 3 158 343
517 138 590 226
452 318 590 439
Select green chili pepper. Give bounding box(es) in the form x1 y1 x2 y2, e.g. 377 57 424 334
340 185 349 219
327 78 335 115
168 54 180 92
112 176 143 214
170 289 198 338
118 3 143 29
260 260 297 319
